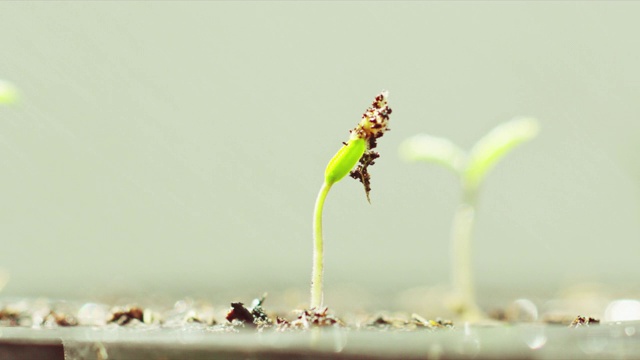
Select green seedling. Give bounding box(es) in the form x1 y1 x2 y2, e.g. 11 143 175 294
399 117 539 320
311 91 392 310
0 80 18 105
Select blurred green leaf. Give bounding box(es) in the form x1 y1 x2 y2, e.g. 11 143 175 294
0 80 18 105
464 117 539 190
399 134 466 174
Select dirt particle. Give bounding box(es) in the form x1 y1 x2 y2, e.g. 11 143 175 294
569 315 600 328
279 307 344 330
45 311 78 327
108 306 145 326
0 308 21 326
412 314 454 329
226 302 255 326
226 295 273 328
249 296 272 327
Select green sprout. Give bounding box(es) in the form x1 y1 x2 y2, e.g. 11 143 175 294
311 91 392 310
0 80 19 105
399 117 539 320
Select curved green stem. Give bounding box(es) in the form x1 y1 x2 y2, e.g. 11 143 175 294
311 181 332 309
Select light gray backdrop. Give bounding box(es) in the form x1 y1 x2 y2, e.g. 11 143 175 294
0 2 638 310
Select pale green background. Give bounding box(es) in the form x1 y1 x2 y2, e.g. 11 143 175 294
0 2 638 309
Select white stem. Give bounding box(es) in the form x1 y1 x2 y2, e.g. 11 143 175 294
311 181 332 309
450 186 483 320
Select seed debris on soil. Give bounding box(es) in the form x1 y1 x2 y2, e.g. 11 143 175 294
276 307 344 331
364 313 454 331
45 311 77 327
0 295 458 332
569 315 600 328
108 306 150 326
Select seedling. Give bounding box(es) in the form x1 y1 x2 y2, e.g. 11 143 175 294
311 91 392 309
399 118 539 320
0 80 18 105
0 79 17 292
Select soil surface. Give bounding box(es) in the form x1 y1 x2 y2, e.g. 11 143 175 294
0 294 599 331
0 295 614 360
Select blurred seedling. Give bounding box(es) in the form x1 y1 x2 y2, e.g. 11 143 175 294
0 80 18 105
0 79 17 292
311 91 392 310
399 118 539 321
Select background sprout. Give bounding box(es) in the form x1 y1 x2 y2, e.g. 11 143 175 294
0 79 17 291
311 91 391 310
0 80 19 105
399 117 539 320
